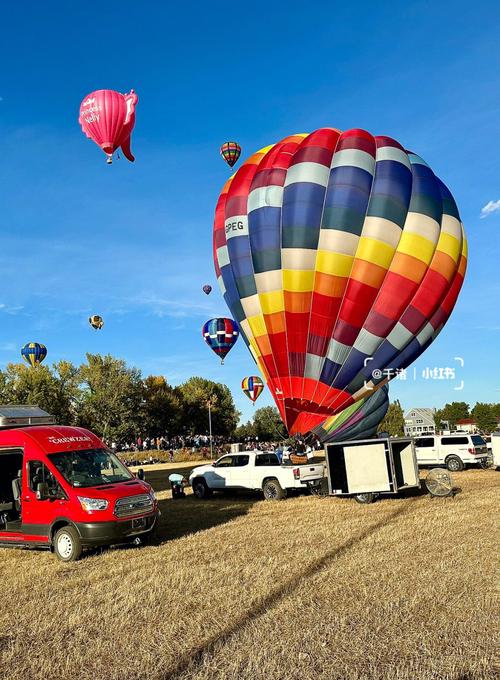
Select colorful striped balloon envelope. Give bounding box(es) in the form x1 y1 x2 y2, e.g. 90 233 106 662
312 384 389 443
242 375 265 404
202 317 239 364
220 142 241 168
21 342 47 367
213 128 467 435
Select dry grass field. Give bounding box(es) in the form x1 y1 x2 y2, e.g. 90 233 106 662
0 465 498 680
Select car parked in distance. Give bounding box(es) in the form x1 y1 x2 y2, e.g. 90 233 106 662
414 433 489 471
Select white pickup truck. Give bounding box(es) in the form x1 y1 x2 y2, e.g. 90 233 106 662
189 450 324 500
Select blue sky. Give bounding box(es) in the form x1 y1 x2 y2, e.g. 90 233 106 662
0 1 499 424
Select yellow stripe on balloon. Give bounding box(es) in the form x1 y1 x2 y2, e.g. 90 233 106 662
435 231 461 263
315 250 353 277
396 232 436 265
259 290 284 315
282 269 315 292
356 237 394 269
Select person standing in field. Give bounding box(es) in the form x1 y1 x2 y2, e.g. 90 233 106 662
169 449 174 463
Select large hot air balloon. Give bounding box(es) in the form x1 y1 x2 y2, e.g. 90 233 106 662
242 376 265 404
89 315 104 330
220 142 241 168
313 385 389 443
202 285 212 295
202 318 239 364
213 128 467 435
79 89 138 164
21 342 47 367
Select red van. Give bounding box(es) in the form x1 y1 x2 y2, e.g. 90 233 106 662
0 406 159 561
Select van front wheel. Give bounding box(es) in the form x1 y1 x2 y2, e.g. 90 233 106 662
446 455 464 472
53 526 82 562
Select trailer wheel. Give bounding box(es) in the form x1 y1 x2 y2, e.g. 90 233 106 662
53 526 82 562
192 479 212 500
262 478 285 500
354 492 376 504
445 455 464 472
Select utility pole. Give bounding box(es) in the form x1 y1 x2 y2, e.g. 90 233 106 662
208 399 213 459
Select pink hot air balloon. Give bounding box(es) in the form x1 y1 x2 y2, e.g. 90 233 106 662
78 89 138 164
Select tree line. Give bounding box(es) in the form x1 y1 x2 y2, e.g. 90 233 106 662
2 355 497 444
0 354 240 444
377 400 500 437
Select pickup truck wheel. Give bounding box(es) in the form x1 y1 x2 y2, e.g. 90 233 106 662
53 526 82 562
446 455 464 472
262 478 285 501
192 479 212 500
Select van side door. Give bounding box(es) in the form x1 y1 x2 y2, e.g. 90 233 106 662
22 460 66 537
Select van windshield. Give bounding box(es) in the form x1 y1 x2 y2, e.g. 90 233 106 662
48 449 133 488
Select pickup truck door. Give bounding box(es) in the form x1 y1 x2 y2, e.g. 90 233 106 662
206 455 235 488
252 453 282 488
228 455 251 488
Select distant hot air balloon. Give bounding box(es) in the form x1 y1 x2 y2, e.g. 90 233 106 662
89 315 104 330
220 142 241 168
202 285 212 295
202 318 239 364
313 385 389 443
21 342 47 367
213 127 467 435
242 376 264 404
78 89 138 164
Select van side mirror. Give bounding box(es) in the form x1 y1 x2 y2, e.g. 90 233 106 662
36 482 49 500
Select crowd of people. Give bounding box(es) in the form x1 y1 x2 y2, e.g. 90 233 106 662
112 432 324 467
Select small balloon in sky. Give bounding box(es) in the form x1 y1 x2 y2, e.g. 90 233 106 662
79 89 138 164
202 317 239 364
21 342 47 367
220 142 241 168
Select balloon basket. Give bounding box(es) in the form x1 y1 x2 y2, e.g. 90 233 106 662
106 156 113 165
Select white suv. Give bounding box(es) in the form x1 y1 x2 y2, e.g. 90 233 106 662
414 433 489 471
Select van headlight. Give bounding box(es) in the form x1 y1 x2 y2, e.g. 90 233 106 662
78 497 109 512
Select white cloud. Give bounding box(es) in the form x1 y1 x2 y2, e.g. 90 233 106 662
480 199 500 219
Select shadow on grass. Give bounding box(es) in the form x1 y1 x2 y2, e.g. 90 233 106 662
140 462 257 543
162 496 423 679
154 493 256 543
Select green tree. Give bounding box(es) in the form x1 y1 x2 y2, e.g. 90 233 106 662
252 406 286 441
77 354 143 444
142 375 182 438
471 403 497 433
378 399 405 437
178 377 239 437
434 401 470 430
234 420 255 440
0 361 79 424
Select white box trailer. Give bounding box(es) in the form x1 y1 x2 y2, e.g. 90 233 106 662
325 437 420 503
490 433 500 468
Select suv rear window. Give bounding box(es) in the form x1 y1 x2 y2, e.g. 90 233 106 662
441 436 468 445
471 435 486 446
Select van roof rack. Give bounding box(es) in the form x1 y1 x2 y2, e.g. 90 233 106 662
0 405 56 428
